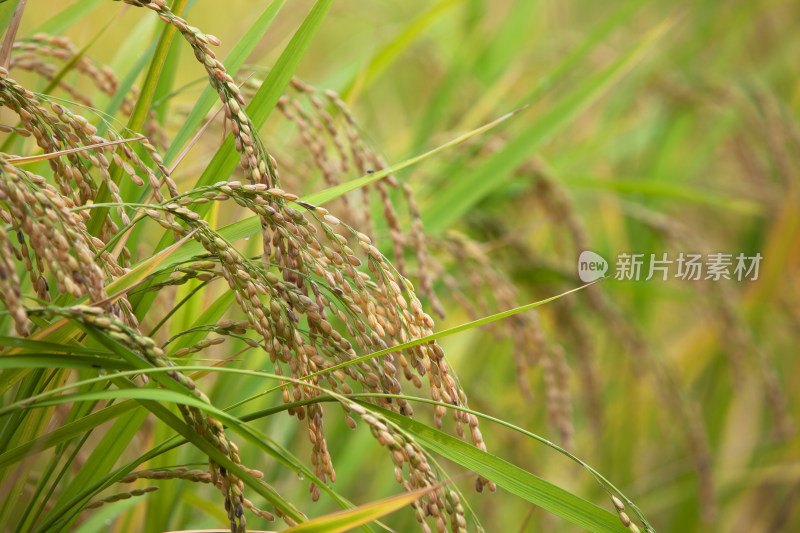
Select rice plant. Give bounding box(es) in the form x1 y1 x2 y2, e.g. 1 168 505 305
1 1 797 532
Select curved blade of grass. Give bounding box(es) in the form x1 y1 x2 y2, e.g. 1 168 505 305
29 388 234 419
371 406 630 533
302 106 523 206
422 17 674 233
0 354 130 371
341 0 462 103
564 175 763 214
0 365 228 420
296 277 609 389
0 361 373 529
0 336 112 356
28 0 104 36
161 107 522 267
0 401 137 470
226 277 608 415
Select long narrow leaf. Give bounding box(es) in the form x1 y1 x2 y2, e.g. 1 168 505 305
422 17 674 233
373 406 630 533
158 108 522 267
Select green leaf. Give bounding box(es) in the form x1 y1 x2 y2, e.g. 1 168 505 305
43 408 150 532
373 406 630 533
0 336 112 356
563 174 763 215
0 354 130 371
28 0 104 36
151 20 185 124
128 0 189 136
155 107 520 269
421 16 674 233
0 401 138 470
98 41 158 136
303 107 522 206
227 279 606 413
30 388 232 418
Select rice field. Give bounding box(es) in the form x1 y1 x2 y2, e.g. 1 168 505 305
1 1 798 532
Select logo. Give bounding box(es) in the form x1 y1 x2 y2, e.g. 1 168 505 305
578 250 608 282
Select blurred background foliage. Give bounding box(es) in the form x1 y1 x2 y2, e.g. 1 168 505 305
2 0 799 532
